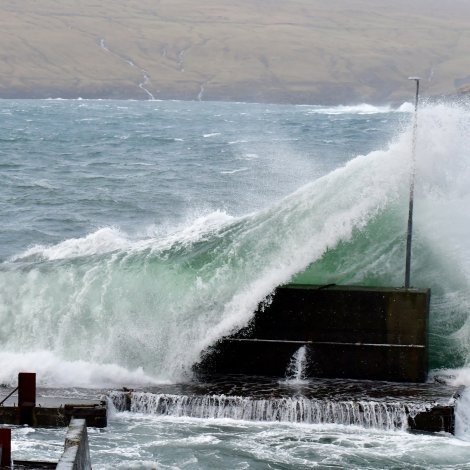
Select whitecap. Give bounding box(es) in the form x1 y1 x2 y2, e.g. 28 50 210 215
221 168 249 175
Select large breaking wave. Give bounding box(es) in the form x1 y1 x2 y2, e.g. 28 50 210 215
1 102 470 387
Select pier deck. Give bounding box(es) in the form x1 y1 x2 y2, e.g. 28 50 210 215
0 392 107 428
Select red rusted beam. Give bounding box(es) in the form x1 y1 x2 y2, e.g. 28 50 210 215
0 427 11 467
18 373 36 426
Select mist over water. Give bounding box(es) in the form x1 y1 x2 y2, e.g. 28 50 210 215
1 99 470 388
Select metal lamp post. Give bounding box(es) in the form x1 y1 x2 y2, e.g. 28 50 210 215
404 77 420 288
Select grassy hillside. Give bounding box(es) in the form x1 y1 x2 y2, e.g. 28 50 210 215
0 0 469 104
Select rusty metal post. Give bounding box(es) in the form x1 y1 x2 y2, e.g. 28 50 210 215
0 428 11 468
18 373 36 426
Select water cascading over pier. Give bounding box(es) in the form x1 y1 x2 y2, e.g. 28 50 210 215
109 376 459 433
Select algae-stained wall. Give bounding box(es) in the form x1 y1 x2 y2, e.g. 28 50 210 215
198 285 430 382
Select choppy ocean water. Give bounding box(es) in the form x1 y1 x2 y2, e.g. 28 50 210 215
2 98 470 468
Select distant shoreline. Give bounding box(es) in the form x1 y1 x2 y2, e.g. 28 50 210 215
0 89 381 106
2 1 469 108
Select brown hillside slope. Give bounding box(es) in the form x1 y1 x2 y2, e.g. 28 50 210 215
0 0 469 104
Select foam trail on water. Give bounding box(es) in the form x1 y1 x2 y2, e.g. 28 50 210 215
305 102 412 115
1 102 470 386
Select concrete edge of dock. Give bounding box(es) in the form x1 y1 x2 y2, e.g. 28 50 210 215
55 418 91 470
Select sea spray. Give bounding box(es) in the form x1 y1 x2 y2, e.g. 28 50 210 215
295 102 470 369
283 345 310 384
0 351 157 388
442 368 470 440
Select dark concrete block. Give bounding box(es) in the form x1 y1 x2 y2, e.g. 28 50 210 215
409 406 455 434
197 285 430 382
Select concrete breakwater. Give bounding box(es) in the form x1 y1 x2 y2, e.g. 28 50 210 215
55 418 91 470
197 284 430 382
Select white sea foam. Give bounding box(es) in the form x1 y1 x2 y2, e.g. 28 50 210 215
397 102 414 112
220 168 249 174
456 387 470 440
146 210 235 252
11 227 132 261
0 351 160 388
438 368 470 389
305 102 412 115
10 210 236 264
33 179 56 190
12 413 470 469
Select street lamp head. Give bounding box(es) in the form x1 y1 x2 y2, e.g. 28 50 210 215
408 76 421 81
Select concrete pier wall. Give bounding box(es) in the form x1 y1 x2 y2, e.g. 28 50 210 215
198 284 430 382
56 418 91 470
409 405 455 434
